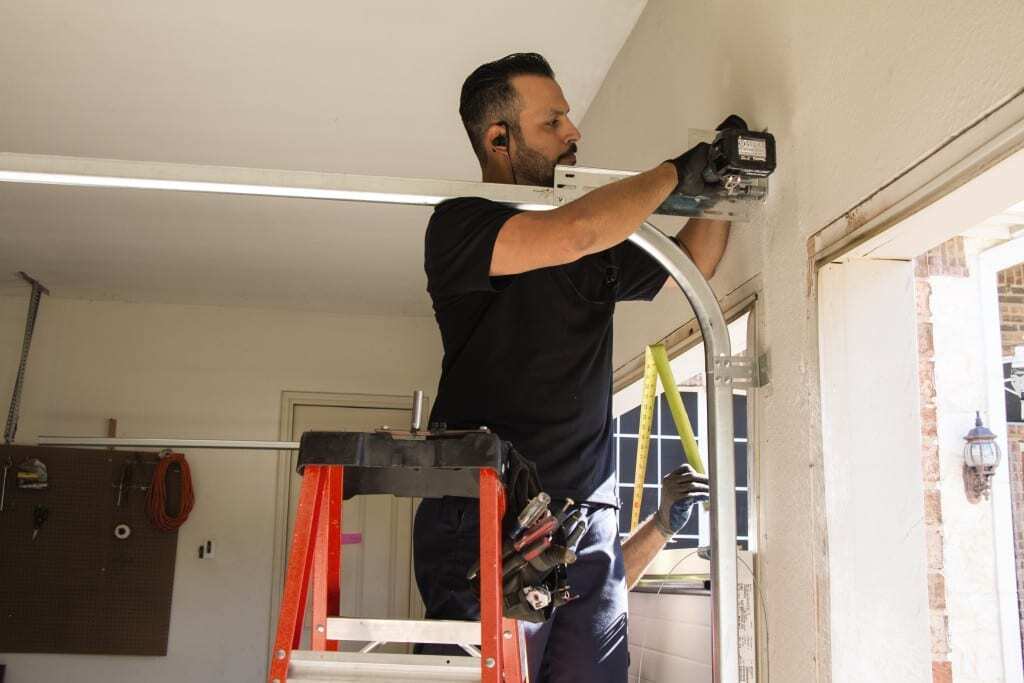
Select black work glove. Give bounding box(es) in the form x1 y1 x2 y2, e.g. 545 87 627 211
716 114 749 133
654 464 710 536
666 115 752 195
665 142 712 196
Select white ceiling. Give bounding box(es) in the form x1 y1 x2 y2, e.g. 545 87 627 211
0 0 647 315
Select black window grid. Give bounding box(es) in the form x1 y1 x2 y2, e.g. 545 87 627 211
615 389 749 551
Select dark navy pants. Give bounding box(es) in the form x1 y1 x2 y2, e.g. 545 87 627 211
413 497 629 682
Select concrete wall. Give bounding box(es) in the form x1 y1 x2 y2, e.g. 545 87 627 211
581 1 1024 680
0 295 441 682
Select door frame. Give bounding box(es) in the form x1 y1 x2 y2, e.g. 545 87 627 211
266 390 427 663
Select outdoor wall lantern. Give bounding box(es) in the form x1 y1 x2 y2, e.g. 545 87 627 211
963 411 1002 500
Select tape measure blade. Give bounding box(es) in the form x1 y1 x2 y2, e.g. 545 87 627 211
630 346 658 532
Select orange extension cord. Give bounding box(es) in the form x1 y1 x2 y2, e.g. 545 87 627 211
146 452 194 532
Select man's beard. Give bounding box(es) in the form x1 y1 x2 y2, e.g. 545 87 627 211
512 141 578 187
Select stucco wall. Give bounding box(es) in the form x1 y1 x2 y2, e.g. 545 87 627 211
0 295 441 682
580 1 1024 680
930 272 1008 683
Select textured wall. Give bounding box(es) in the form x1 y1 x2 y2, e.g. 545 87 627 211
0 295 441 683
581 1 1024 680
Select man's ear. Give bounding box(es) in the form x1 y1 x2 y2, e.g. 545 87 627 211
486 122 509 151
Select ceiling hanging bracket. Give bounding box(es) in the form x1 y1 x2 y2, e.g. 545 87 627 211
4 272 50 445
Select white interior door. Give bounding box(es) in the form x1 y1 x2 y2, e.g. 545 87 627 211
286 402 422 652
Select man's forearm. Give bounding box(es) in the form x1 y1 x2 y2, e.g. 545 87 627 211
491 163 680 276
557 163 679 257
621 515 672 590
675 218 730 279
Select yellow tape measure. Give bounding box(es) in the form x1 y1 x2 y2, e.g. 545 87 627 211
629 343 706 532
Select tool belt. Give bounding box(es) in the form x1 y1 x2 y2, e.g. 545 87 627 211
296 428 583 624
467 445 587 624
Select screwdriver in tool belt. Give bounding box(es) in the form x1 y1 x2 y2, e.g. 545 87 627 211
32 505 49 540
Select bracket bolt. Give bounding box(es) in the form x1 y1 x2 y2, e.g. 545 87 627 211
485 657 496 668
503 630 512 640
316 624 325 633
276 649 286 660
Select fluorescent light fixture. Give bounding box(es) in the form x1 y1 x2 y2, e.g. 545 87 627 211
0 167 555 211
0 170 445 204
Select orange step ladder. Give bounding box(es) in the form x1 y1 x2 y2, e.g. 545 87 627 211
268 430 527 682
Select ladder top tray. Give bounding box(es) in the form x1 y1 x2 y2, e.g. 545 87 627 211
297 430 506 499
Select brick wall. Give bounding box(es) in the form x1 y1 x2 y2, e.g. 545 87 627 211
997 263 1024 661
915 263 953 682
919 236 970 279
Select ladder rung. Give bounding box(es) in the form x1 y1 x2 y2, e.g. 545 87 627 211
287 650 480 682
326 618 481 646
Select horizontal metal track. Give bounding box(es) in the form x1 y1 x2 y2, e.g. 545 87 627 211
0 153 555 210
37 436 299 450
0 152 746 217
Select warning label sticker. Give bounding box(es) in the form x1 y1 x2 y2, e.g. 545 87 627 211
737 137 767 162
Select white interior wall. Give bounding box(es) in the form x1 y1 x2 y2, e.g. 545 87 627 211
581 1 1024 680
0 295 441 683
628 592 711 683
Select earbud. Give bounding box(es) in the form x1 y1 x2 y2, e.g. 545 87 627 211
492 121 510 150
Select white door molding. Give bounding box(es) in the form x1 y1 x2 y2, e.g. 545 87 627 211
976 239 1024 683
267 391 427 669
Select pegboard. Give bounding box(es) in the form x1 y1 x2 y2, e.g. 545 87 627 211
0 445 181 655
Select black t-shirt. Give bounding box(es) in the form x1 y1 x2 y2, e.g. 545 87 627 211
424 197 667 506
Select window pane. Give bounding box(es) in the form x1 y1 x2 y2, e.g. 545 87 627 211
619 437 637 484
661 438 686 475
733 393 748 439
619 406 640 435
644 440 659 485
660 391 699 437
734 442 748 488
617 486 658 533
736 491 749 539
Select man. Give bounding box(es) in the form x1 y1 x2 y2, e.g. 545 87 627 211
414 52 730 682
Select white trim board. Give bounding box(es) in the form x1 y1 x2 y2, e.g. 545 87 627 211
812 86 1024 265
977 238 1024 683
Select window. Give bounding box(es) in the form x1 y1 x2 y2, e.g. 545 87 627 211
613 312 752 553
614 391 748 550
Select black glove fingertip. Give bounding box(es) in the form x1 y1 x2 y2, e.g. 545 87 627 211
716 114 748 132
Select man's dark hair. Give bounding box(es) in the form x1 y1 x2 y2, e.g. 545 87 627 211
459 53 555 165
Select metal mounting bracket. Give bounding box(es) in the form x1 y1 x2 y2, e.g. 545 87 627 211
711 355 766 388
554 165 767 220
